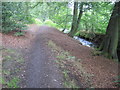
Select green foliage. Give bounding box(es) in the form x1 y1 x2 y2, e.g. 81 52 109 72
92 50 102 56
80 2 113 34
34 18 43 25
56 54 66 60
2 2 114 36
7 77 20 88
47 40 80 88
0 78 5 85
2 47 25 88
2 2 29 33
44 20 57 27
25 17 35 24
30 2 72 29
14 31 25 36
76 31 96 39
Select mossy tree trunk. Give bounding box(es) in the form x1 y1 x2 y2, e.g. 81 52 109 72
68 2 78 37
75 3 84 32
69 2 83 37
99 1 120 61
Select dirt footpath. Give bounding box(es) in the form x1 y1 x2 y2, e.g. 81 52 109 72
25 26 63 88
2 24 119 88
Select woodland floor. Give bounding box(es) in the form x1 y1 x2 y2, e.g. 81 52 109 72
1 24 119 88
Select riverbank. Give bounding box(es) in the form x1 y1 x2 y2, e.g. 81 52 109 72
1 25 119 88
74 31 120 61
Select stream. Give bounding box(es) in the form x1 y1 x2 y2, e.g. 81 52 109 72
73 36 95 48
73 36 120 61
62 29 95 48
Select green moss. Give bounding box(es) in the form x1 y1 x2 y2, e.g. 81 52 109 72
7 77 20 88
14 31 25 36
4 55 12 61
67 56 76 60
92 50 102 56
56 54 66 60
2 47 25 88
17 57 24 63
5 48 16 53
3 70 11 75
0 78 6 85
63 70 80 88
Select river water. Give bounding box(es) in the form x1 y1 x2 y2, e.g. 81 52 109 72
73 36 95 48
73 36 120 61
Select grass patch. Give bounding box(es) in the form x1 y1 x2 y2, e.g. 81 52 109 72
91 50 102 56
14 31 25 36
44 20 57 28
4 55 12 61
4 48 16 54
56 54 66 60
0 76 20 88
62 69 79 88
2 47 25 88
48 40 93 88
3 70 10 75
7 77 20 88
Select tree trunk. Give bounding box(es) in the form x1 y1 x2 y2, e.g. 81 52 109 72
99 2 120 61
75 3 84 32
69 2 83 37
62 3 69 32
68 2 78 37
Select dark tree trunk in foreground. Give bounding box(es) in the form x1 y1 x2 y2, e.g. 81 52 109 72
69 2 83 37
99 1 120 61
68 2 78 37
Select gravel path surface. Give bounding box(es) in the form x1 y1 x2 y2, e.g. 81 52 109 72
25 26 63 88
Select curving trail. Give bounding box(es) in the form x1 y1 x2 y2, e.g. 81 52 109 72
24 25 118 88
2 24 118 88
25 25 63 88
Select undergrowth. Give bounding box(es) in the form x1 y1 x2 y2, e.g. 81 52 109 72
1 47 25 88
48 40 94 88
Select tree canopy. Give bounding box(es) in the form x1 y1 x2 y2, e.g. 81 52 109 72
1 1 120 61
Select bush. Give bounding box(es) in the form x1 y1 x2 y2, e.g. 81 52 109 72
14 31 25 36
34 18 43 25
2 2 27 33
44 20 57 27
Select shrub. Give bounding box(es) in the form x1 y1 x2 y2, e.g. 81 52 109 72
44 20 57 27
14 31 25 36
